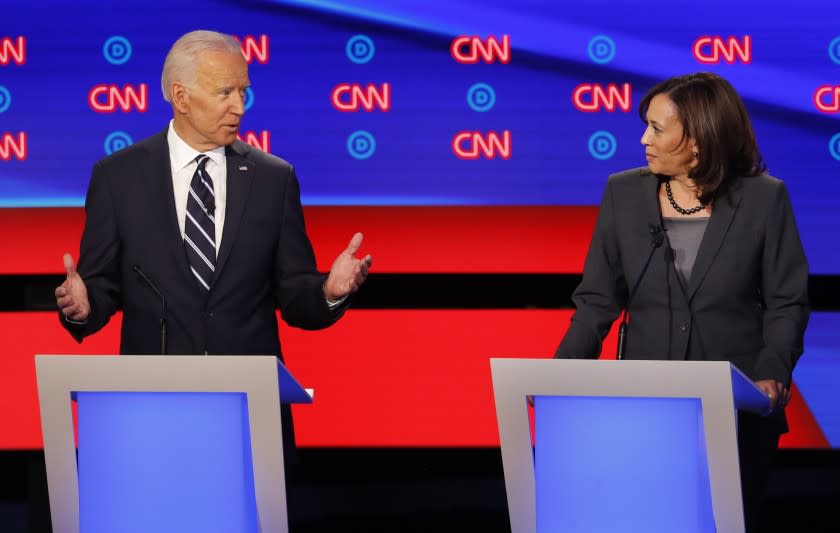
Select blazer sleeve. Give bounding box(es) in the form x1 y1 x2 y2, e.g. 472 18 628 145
59 161 122 342
755 181 810 385
555 178 627 358
273 166 345 330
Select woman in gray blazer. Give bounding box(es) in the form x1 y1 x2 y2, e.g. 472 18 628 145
555 72 809 532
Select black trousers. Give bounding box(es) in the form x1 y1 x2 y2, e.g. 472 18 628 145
738 410 782 533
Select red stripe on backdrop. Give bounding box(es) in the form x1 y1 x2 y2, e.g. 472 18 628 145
0 311 826 449
0 206 598 274
779 383 830 448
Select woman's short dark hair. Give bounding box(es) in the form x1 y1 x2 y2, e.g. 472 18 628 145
638 72 766 204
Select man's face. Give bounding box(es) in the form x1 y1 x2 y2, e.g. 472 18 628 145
175 50 250 151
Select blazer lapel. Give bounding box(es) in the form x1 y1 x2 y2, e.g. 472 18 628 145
143 130 194 287
212 144 254 286
686 178 743 300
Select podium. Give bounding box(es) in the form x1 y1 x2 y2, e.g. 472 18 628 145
490 359 771 533
35 355 312 533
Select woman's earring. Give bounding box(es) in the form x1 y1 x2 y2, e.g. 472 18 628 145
692 151 699 157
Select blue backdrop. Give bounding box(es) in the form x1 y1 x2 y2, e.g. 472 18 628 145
1 0 838 271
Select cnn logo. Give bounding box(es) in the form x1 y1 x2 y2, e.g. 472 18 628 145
233 35 269 65
572 83 632 112
452 131 511 160
814 85 840 113
693 36 751 64
0 36 25 66
237 131 270 152
88 84 148 113
331 83 391 112
0 132 27 161
450 35 510 64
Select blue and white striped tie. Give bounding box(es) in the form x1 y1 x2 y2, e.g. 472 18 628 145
184 155 215 294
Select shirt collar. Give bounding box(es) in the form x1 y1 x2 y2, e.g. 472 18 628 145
167 119 226 172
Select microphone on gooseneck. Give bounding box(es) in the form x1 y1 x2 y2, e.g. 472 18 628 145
616 224 665 360
133 265 167 355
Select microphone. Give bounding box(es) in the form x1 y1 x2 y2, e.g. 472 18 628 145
133 265 167 355
616 224 664 359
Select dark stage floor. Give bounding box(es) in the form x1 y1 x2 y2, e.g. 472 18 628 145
2 448 838 532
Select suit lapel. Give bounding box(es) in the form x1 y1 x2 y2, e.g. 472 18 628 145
143 130 195 287
212 143 254 287
686 178 743 300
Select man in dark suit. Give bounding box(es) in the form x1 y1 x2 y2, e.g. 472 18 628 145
55 29 371 355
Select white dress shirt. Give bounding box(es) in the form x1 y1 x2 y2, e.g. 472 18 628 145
164 121 344 307
167 120 226 256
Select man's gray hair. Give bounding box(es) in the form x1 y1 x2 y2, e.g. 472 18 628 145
161 30 242 102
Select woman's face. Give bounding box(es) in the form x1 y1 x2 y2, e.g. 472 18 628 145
640 93 697 179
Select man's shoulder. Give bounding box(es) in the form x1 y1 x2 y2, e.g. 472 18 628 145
93 129 166 171
230 140 293 173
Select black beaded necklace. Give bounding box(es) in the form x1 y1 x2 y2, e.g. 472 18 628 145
664 180 705 215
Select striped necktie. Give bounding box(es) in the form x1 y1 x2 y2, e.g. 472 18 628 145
184 155 216 294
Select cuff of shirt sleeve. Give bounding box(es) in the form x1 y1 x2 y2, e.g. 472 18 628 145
326 295 348 309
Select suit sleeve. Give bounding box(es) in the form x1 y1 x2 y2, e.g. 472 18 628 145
555 178 627 358
274 166 344 330
755 181 809 385
59 161 122 341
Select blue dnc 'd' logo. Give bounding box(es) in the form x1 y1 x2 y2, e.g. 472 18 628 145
829 133 840 161
588 35 616 65
467 83 496 112
104 131 133 155
588 131 617 160
0 86 11 114
103 36 132 65
347 130 376 160
244 87 254 111
346 35 375 64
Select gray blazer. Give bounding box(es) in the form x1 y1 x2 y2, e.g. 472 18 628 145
556 167 809 388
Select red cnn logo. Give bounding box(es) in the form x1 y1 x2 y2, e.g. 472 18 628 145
693 35 752 64
236 35 269 64
0 36 25 66
572 83 632 112
331 83 391 112
238 131 270 152
814 85 840 113
452 131 511 160
0 132 27 161
450 35 511 64
88 84 148 113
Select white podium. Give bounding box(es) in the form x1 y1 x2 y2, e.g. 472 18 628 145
35 355 312 533
491 359 770 533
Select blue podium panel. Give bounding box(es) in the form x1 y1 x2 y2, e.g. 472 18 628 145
534 396 715 533
76 392 258 533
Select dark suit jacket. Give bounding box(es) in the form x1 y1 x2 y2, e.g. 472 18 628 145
556 167 809 389
61 129 342 356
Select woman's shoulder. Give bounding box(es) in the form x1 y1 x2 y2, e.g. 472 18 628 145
607 166 651 182
604 166 658 194
733 173 788 200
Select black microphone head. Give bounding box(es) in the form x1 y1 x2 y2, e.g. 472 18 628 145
207 202 215 216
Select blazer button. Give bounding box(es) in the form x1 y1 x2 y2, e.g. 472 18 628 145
208 312 215 318
679 322 689 332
